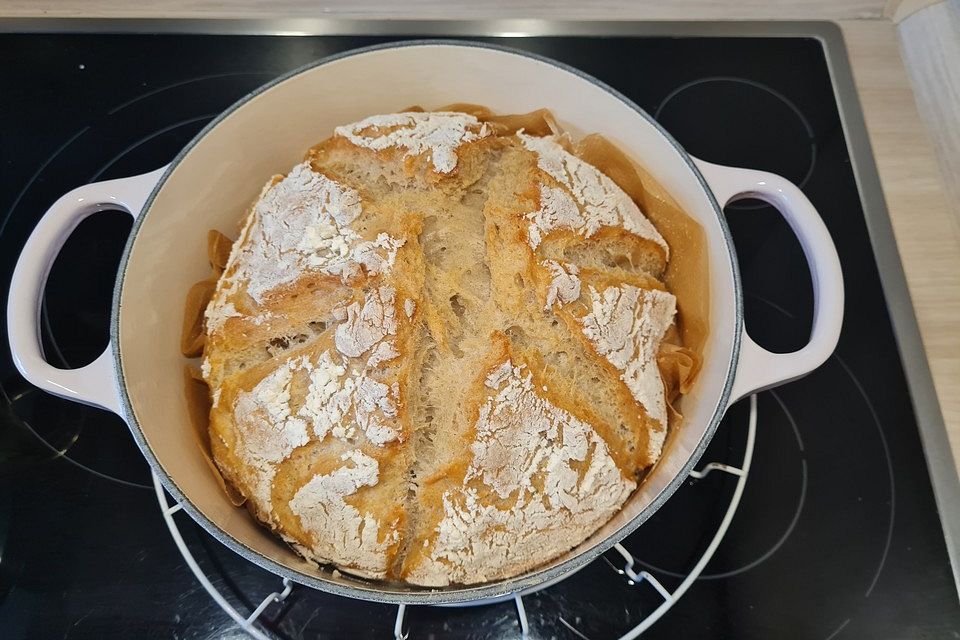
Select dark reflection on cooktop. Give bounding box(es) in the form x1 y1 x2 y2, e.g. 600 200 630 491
655 77 817 189
1 32 956 640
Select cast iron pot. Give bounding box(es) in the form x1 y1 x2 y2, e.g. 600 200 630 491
7 41 843 605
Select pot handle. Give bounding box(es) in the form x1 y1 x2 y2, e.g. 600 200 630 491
694 159 844 405
6 168 166 415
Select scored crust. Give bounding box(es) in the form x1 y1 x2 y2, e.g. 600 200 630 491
196 110 696 585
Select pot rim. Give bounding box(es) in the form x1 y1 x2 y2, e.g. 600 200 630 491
110 38 743 605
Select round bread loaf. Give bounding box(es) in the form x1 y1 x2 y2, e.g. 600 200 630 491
200 110 685 586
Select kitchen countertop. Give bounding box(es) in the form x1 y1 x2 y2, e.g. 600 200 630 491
3 2 959 482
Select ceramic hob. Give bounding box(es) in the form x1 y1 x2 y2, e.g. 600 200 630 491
1 21 958 640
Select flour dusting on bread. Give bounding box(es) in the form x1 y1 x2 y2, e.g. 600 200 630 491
298 352 351 441
288 449 398 577
232 356 312 509
204 162 404 330
335 111 491 173
196 109 701 587
581 285 676 459
406 360 635 586
542 259 581 309
519 133 669 255
334 286 397 359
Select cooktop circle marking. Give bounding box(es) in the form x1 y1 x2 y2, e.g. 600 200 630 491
824 617 851 640
3 385 152 490
88 114 217 182
107 72 275 115
634 390 808 580
654 76 817 211
0 126 89 239
741 295 896 598
834 354 896 598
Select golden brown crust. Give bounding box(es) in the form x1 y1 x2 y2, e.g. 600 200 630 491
185 108 704 586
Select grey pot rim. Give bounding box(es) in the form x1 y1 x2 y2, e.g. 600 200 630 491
110 38 742 606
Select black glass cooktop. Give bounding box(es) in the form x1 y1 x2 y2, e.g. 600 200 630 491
2 27 958 640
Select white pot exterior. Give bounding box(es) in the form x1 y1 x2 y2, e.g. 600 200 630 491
7 42 843 604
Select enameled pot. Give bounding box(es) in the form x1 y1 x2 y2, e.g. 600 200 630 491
7 41 843 605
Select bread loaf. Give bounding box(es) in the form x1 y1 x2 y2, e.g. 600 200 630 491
196 109 697 586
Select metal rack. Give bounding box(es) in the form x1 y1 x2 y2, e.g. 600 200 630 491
154 394 757 639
